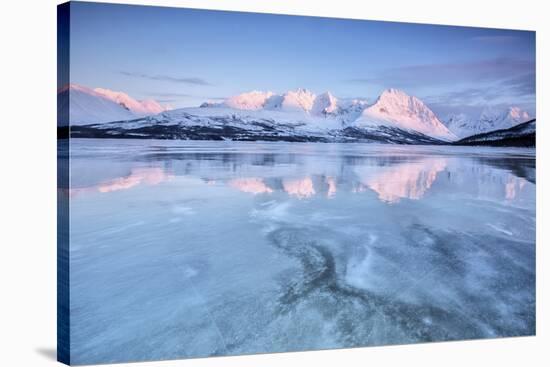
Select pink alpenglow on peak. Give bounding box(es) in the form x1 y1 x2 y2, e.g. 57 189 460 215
59 83 170 125
94 87 170 116
224 91 274 110
480 106 530 127
508 107 530 122
222 88 322 115
59 84 136 125
356 89 456 140
279 88 317 112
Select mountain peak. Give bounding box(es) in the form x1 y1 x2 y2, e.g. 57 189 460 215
480 105 530 124
380 88 407 97
224 90 274 110
58 83 95 94
376 88 422 106
281 88 316 112
507 106 530 121
311 91 338 116
292 87 313 94
58 83 170 125
93 87 169 115
357 89 455 140
445 106 532 138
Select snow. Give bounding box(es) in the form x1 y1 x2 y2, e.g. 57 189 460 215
311 92 339 116
94 87 169 115
58 83 169 125
130 105 346 133
223 88 317 113
445 106 531 138
278 88 317 112
355 89 455 140
224 90 274 110
61 84 136 125
140 88 455 139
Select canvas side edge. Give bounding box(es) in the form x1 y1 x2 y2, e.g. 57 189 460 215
57 2 71 365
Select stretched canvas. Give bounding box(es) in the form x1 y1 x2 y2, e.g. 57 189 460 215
57 1 536 365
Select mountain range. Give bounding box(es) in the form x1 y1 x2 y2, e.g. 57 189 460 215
444 107 532 138
58 84 534 146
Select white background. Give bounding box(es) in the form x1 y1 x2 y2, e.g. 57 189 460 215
0 0 547 365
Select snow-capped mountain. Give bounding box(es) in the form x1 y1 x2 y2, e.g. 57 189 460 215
207 88 454 139
201 88 451 133
220 88 336 116
66 88 452 145
444 106 531 138
58 84 136 125
195 88 367 131
58 84 170 125
60 85 535 146
355 89 455 140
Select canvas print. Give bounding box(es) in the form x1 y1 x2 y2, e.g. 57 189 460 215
57 2 536 365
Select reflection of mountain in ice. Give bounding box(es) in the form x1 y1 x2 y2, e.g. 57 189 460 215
66 140 536 364
223 158 448 203
228 178 273 194
359 158 447 203
69 166 174 196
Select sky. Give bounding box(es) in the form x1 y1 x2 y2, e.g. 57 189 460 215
69 1 536 117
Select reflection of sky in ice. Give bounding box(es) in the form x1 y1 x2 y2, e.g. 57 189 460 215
64 139 536 365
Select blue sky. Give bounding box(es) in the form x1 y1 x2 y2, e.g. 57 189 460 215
69 1 536 116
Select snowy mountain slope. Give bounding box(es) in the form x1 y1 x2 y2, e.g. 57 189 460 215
94 87 168 116
354 89 455 140
454 119 535 147
58 84 137 125
444 107 531 138
311 92 339 116
67 104 446 145
57 84 169 125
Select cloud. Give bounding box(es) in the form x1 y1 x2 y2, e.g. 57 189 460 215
348 57 535 89
348 57 535 116
500 72 536 95
425 83 535 119
424 72 535 107
425 87 503 106
120 71 213 86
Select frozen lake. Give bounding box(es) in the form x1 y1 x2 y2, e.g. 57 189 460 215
63 139 536 364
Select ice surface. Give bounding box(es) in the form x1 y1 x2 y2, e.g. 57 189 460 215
66 140 535 364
